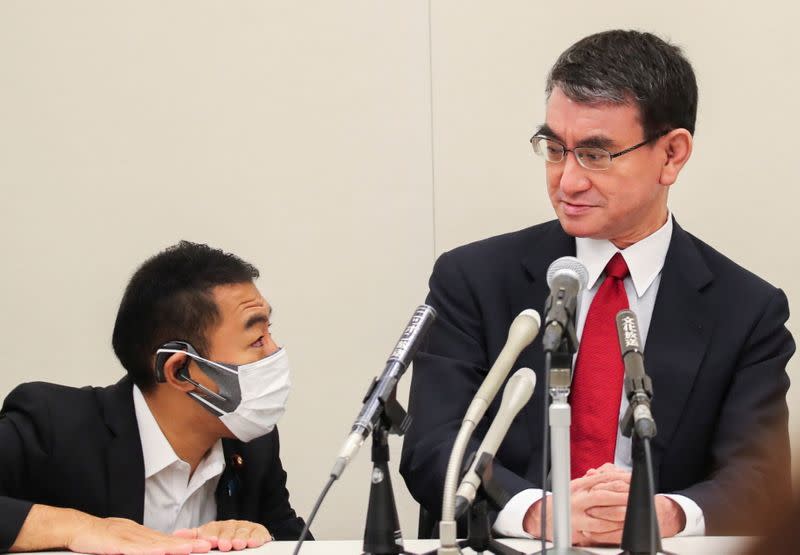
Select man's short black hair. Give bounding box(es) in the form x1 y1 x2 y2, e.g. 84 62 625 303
546 29 698 139
112 241 259 392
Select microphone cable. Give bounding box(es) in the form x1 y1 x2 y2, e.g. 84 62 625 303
291 474 336 555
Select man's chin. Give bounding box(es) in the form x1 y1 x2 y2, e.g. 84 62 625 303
556 215 602 239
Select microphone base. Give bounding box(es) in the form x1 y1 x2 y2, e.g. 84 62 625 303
618 436 664 555
532 548 594 554
423 538 523 555
362 426 413 555
617 551 676 555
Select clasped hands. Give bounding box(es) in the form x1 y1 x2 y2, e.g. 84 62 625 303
522 463 686 546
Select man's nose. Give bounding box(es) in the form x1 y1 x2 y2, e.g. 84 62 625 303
265 334 280 355
558 151 592 195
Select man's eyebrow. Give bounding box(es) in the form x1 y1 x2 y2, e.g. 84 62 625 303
535 125 616 150
535 124 562 142
244 311 271 330
575 135 616 150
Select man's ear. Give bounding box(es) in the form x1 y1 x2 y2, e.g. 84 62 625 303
161 352 195 392
659 128 693 187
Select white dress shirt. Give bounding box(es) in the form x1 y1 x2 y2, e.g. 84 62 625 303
132 386 226 533
494 213 705 538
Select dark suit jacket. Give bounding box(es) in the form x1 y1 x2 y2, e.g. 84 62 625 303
0 376 309 552
400 218 794 535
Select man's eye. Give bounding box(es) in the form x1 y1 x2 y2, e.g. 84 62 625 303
578 149 605 162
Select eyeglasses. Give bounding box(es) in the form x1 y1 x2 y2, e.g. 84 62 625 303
530 130 668 171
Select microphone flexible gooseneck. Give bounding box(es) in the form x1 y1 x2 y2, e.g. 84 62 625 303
438 309 541 552
454 367 538 516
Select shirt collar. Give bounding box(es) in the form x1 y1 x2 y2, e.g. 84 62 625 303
132 386 225 482
133 385 180 478
575 211 673 298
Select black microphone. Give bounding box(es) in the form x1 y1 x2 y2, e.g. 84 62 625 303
542 256 588 353
616 309 656 439
330 304 437 478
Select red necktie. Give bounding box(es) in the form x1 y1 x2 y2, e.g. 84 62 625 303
570 252 630 479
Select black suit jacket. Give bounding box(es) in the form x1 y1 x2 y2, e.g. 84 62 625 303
400 218 794 535
0 376 309 551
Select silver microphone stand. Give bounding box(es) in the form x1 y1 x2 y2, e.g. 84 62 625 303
534 344 590 554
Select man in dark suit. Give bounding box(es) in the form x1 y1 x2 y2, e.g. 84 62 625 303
400 30 794 546
0 241 308 553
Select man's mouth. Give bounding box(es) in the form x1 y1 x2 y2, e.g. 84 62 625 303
561 201 595 215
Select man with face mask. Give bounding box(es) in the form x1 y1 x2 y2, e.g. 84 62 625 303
0 241 308 554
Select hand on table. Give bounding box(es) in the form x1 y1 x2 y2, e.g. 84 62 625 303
67 515 212 555
174 520 271 552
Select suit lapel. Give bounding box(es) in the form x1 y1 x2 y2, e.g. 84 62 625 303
519 221 576 311
644 221 714 463
99 376 146 522
216 439 244 519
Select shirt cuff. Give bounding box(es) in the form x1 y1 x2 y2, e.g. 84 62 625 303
661 494 705 536
492 488 544 538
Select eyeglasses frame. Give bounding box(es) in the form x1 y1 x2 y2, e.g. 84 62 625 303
530 129 670 170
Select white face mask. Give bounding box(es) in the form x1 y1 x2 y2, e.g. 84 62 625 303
155 343 292 442
218 348 291 442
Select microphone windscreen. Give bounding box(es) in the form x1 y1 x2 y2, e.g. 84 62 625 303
546 256 589 290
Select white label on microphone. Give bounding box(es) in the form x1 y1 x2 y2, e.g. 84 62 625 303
620 315 640 349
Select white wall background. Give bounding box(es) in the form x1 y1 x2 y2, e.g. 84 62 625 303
1 0 798 541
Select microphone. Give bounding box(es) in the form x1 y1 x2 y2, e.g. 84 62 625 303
463 309 540 426
542 256 589 353
440 309 540 533
455 367 537 517
616 309 656 439
330 304 437 479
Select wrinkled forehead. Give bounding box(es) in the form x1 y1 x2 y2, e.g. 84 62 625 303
211 282 272 325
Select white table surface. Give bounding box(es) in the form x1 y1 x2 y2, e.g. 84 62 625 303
259 536 753 554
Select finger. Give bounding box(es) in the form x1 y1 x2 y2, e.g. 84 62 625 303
573 530 593 547
576 513 625 535
164 544 196 555
247 525 270 548
164 534 211 553
114 540 167 555
173 529 199 539
590 478 631 493
122 529 198 555
581 462 622 477
164 537 211 555
596 462 625 473
586 504 627 522
231 526 253 551
193 522 221 549
189 539 212 553
582 528 624 546
216 521 237 552
571 470 631 492
157 532 211 554
580 488 629 509
154 539 194 555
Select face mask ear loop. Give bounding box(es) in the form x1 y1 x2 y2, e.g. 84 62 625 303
177 368 228 402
